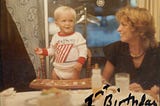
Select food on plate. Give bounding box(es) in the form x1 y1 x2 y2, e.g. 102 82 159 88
37 88 72 106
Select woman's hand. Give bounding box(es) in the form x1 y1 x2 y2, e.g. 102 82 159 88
129 83 144 92
145 85 160 102
150 85 159 95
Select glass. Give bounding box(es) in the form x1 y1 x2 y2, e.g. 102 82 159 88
115 73 130 95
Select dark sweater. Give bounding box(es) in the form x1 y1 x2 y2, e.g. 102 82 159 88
103 41 160 89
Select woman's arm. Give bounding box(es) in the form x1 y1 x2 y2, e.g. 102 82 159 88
102 61 114 82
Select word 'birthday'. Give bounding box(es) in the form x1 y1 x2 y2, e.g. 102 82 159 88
85 84 157 106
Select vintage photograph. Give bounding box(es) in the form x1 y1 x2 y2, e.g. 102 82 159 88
0 0 160 106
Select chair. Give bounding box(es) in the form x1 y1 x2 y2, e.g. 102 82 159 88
37 55 47 79
85 48 107 78
85 49 92 78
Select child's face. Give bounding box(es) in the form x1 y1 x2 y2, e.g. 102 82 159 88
55 11 75 35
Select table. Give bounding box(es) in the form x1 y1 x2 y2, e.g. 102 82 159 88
1 88 159 106
2 90 92 106
1 91 40 106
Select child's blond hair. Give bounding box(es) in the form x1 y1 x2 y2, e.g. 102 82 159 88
54 6 76 21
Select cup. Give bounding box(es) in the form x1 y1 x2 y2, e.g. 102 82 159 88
115 73 130 95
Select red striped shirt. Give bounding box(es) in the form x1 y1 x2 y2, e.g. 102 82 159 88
55 44 73 63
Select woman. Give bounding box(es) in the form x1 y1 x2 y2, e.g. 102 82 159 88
103 6 160 100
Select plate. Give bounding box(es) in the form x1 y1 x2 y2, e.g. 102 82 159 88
29 78 91 90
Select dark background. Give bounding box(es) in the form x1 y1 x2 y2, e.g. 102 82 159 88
0 0 36 92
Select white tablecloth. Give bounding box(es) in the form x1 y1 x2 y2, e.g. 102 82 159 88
2 91 40 106
2 90 92 106
1 89 159 106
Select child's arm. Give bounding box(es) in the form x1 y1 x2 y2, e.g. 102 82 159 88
71 32 88 79
71 62 83 79
34 35 56 56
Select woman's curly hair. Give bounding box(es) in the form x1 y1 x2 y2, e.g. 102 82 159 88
116 6 158 49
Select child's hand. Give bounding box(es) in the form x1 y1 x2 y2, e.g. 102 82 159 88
35 48 43 55
71 63 83 79
73 62 82 72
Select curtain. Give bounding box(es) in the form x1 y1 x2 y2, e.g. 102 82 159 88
137 0 160 41
5 0 45 75
0 0 36 91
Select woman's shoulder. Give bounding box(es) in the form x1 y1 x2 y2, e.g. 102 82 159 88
155 43 160 56
150 42 160 52
147 42 160 59
157 42 160 49
103 41 128 50
103 41 129 57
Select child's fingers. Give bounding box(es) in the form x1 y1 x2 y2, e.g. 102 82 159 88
34 48 39 52
34 48 42 54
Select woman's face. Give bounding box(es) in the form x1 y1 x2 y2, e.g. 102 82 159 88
117 19 136 43
55 11 75 35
